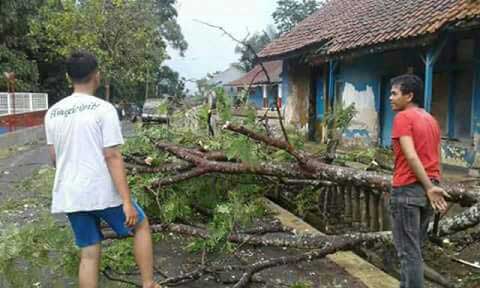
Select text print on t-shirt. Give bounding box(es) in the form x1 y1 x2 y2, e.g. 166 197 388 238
49 102 101 119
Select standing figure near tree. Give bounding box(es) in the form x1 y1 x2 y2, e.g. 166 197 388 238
389 74 449 288
45 51 162 288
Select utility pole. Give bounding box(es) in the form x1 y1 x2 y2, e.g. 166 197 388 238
4 72 16 114
3 71 16 131
145 66 149 100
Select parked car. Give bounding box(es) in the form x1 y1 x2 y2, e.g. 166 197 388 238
141 98 169 124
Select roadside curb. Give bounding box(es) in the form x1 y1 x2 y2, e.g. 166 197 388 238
263 197 399 288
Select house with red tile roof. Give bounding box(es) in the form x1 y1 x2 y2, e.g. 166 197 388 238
258 0 480 169
226 61 283 109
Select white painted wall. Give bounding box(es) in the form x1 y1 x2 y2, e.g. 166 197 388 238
341 82 379 141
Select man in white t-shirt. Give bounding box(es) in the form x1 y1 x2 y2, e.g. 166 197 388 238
45 51 161 288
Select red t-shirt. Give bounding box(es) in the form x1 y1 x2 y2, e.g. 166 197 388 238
391 107 441 187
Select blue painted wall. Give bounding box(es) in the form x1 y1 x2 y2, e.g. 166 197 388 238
472 37 480 136
248 86 278 109
316 74 324 121
249 87 263 109
380 78 395 146
331 51 423 146
282 33 480 167
334 54 383 145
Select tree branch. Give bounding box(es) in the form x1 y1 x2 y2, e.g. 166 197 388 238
103 223 391 249
126 162 193 174
224 122 308 162
152 168 209 188
194 19 291 147
232 234 389 288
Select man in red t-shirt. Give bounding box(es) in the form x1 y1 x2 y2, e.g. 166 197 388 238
389 74 449 288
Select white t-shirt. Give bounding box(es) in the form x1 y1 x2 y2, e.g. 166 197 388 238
45 93 124 213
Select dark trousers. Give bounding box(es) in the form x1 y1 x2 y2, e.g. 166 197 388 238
389 183 434 288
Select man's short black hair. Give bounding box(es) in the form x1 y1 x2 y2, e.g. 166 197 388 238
66 51 98 84
390 74 424 106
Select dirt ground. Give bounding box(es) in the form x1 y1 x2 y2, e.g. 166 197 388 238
1 217 369 287
423 212 480 288
422 166 480 288
103 232 368 288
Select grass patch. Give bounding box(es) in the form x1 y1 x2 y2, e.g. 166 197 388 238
0 212 78 287
0 167 55 213
16 166 55 198
0 144 33 160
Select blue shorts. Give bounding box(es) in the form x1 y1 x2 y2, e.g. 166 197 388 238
67 201 146 248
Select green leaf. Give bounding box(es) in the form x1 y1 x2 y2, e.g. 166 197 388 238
225 136 256 164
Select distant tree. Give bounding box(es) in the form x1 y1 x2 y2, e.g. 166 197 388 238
29 0 187 102
234 25 278 72
273 0 320 34
234 0 320 72
155 66 187 100
0 46 39 92
0 0 45 92
195 73 216 98
154 0 188 55
0 0 43 49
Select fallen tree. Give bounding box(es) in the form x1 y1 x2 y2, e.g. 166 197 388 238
127 122 479 206
125 121 480 240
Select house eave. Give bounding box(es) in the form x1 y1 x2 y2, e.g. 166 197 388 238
258 19 480 66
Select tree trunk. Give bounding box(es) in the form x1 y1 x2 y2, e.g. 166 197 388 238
435 202 480 236
102 223 392 249
149 140 479 207
105 78 111 102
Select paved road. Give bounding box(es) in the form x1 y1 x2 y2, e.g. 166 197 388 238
0 144 50 200
0 121 135 199
0 121 136 228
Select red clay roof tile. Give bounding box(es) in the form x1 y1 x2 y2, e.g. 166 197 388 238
259 0 480 59
227 61 283 86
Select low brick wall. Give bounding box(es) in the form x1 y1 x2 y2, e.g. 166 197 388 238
0 110 47 133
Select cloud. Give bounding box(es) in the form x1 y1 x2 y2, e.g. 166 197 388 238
166 0 277 93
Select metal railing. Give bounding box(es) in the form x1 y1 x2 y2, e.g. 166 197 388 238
0 93 48 116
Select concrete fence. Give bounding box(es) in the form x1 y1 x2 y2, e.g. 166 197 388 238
0 93 48 116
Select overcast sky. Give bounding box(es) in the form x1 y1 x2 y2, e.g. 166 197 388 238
165 0 278 92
